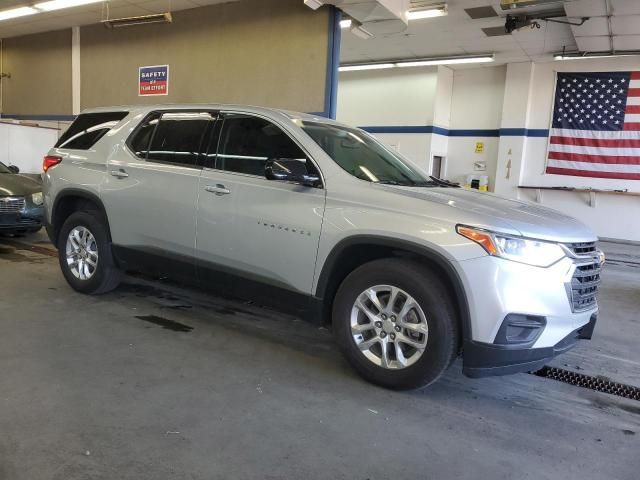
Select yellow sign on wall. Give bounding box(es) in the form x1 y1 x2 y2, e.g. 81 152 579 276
475 142 484 153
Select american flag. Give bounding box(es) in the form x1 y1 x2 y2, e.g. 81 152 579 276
546 71 640 180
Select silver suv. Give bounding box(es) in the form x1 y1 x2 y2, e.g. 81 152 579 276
43 105 603 389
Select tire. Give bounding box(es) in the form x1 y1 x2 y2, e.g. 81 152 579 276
333 258 459 390
57 210 122 294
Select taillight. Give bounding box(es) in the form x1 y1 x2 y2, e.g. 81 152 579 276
43 155 62 172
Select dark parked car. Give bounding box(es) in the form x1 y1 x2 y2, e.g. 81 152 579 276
0 161 44 235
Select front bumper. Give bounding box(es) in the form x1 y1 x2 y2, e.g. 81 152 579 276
456 251 601 377
463 313 597 377
0 207 44 233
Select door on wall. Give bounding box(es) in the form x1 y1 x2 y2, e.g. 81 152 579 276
431 155 445 179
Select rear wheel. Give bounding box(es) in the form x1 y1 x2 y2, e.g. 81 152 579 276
333 258 459 390
58 211 122 294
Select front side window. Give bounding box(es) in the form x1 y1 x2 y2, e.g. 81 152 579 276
0 161 12 174
217 114 307 176
146 112 212 166
301 121 432 186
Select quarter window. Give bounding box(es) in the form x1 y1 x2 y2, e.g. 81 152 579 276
146 112 212 166
217 114 307 176
55 111 128 150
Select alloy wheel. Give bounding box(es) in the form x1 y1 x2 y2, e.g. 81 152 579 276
65 226 99 281
350 284 429 369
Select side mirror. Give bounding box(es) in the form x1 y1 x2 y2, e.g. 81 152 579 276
8 165 19 174
265 158 320 187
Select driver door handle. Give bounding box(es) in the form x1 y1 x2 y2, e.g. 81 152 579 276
205 184 231 196
110 169 129 179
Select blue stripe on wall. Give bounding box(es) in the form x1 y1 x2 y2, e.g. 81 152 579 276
360 125 550 137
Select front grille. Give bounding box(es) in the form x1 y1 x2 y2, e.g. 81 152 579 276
570 261 601 312
0 196 25 214
567 241 597 256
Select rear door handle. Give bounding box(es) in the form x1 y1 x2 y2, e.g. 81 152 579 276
205 184 231 196
110 169 129 179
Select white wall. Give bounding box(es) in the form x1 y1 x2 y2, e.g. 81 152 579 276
337 66 438 126
0 122 59 173
337 67 438 171
337 58 640 241
447 65 506 187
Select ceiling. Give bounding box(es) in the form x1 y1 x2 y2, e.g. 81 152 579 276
0 0 237 38
565 0 640 52
0 0 638 66
340 0 640 65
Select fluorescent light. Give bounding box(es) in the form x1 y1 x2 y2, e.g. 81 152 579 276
407 6 447 20
0 6 38 22
103 13 173 29
339 63 395 72
34 0 104 12
340 19 352 29
554 52 640 61
350 25 373 39
397 55 494 67
303 0 323 10
340 55 495 72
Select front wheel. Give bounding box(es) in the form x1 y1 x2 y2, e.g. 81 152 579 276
58 211 122 294
332 258 459 390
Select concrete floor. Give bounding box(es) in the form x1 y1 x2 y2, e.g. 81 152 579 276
1 232 639 480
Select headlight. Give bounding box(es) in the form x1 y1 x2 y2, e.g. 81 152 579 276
31 192 44 206
457 225 565 267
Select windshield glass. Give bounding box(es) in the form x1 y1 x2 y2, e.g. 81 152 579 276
0 161 12 174
301 121 432 186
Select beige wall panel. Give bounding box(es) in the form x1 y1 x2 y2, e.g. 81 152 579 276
81 0 329 113
2 30 72 116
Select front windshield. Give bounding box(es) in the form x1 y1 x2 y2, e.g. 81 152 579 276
0 161 12 174
301 121 432 186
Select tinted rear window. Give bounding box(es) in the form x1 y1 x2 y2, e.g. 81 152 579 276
55 112 128 149
147 112 212 166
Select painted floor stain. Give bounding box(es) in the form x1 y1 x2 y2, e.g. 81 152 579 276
135 315 194 333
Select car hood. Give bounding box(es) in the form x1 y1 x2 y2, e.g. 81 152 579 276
0 174 42 197
380 185 597 243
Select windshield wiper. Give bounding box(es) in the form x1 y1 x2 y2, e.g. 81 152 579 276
428 176 460 188
376 179 441 187
375 180 412 186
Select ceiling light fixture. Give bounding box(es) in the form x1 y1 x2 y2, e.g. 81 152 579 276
350 24 373 39
407 4 448 20
0 6 38 22
339 63 395 72
102 12 173 29
339 55 494 72
304 0 324 10
34 0 104 12
340 18 352 29
397 55 494 67
554 51 640 61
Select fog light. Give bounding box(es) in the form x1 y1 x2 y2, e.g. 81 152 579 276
494 314 546 346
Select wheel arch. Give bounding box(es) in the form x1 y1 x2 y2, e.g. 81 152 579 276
50 188 112 246
315 235 472 343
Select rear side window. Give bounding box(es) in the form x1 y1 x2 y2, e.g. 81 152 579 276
217 114 306 176
147 112 212 166
129 113 160 158
55 112 128 149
